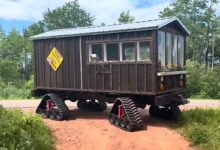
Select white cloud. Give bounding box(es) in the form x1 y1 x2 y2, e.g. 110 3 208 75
0 0 191 26
0 0 219 26
78 0 171 25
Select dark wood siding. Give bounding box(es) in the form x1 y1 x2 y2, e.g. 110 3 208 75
34 30 157 95
68 38 75 88
50 39 56 88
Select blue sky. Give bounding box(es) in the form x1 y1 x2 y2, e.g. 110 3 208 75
0 0 219 35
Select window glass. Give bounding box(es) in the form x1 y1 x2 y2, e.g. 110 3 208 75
106 43 119 61
172 35 178 65
122 43 136 61
166 33 172 65
139 41 151 61
178 35 184 66
91 44 103 61
158 32 165 66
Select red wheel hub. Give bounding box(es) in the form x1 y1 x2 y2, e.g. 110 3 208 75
118 105 125 118
46 100 53 111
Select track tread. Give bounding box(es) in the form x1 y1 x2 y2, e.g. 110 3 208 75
109 97 143 131
36 93 69 120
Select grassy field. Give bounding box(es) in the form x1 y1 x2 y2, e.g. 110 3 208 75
0 106 55 150
175 108 220 150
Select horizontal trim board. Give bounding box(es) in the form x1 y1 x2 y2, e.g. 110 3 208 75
157 70 187 76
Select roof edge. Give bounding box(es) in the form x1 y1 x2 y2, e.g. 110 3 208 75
30 17 190 40
158 17 191 35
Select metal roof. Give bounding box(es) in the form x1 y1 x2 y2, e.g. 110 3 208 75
31 17 190 40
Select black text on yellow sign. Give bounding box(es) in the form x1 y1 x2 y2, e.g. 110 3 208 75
47 47 64 71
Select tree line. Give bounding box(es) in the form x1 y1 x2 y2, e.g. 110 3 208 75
0 0 136 99
0 0 219 99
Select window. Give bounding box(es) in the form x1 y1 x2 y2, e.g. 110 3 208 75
122 42 136 61
166 33 172 65
178 35 184 66
138 41 151 61
172 34 178 65
91 44 103 61
158 31 185 71
158 31 165 66
89 39 153 62
106 43 119 61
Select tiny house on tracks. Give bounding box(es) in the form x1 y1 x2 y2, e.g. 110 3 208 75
31 17 190 131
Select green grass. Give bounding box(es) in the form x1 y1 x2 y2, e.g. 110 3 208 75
0 107 55 150
175 108 220 150
0 86 32 100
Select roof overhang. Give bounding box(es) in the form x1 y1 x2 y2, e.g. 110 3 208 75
30 17 190 40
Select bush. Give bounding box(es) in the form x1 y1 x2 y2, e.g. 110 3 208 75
175 109 220 150
0 76 34 99
200 68 220 99
186 60 204 96
186 60 220 99
0 107 55 150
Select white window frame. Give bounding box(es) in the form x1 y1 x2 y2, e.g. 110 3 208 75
119 42 123 61
121 42 136 62
106 43 120 62
89 43 104 62
137 41 151 61
158 31 166 66
137 42 140 61
88 40 153 63
103 43 107 62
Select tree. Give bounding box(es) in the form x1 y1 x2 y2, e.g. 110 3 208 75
0 25 4 40
214 16 220 59
118 10 135 23
0 25 4 52
43 0 94 30
160 0 218 67
24 21 45 37
0 29 33 83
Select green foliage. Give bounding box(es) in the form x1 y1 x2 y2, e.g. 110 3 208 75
215 16 220 58
0 76 34 99
0 108 55 150
118 10 135 23
24 21 45 37
0 29 33 83
0 25 4 42
186 60 220 98
43 0 94 30
186 60 204 96
200 67 220 98
0 60 20 83
160 0 218 64
175 109 220 150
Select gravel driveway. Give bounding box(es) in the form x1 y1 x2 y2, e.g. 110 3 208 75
0 99 219 150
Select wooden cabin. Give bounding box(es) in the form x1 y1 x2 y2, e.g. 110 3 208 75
31 17 190 107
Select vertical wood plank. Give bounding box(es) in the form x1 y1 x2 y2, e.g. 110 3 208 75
50 39 57 88
55 39 62 88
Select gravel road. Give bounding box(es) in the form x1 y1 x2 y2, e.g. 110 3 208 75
0 99 219 150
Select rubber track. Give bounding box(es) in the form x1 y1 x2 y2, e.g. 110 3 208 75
109 97 143 131
36 93 69 120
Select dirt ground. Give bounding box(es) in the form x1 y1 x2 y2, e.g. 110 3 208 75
1 100 220 150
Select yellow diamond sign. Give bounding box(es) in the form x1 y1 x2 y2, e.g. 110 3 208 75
47 47 63 71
